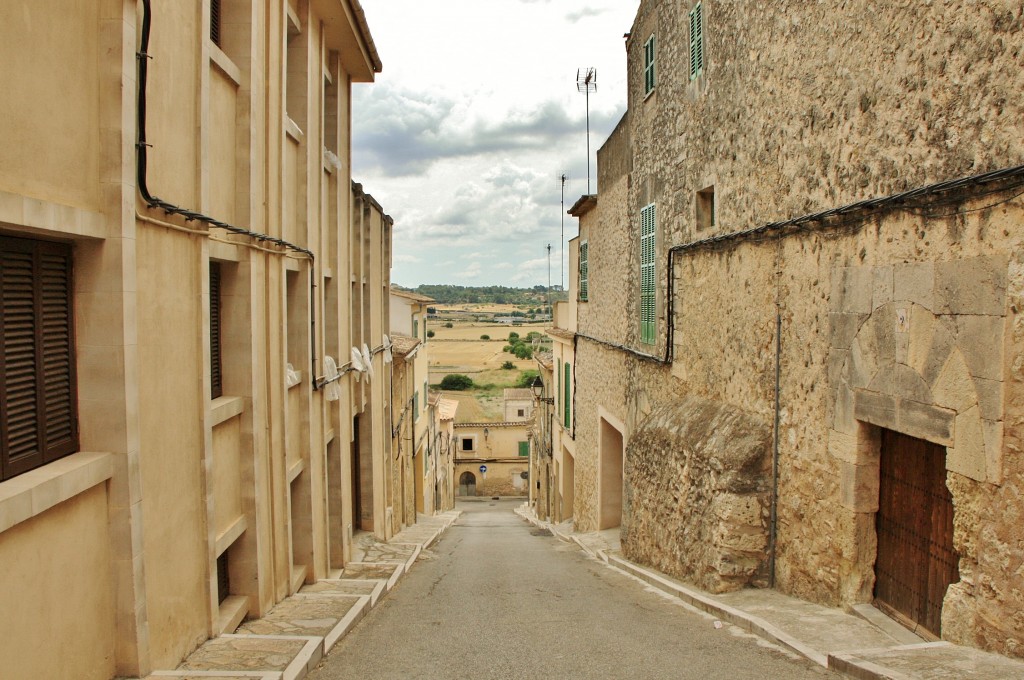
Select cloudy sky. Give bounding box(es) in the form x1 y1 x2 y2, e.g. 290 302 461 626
353 0 640 289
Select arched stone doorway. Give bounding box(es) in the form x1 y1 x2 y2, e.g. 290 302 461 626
458 471 476 497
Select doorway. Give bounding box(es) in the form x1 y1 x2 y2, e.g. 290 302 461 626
874 429 959 637
459 471 476 497
599 418 623 530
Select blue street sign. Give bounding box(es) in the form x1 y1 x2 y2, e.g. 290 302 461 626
479 465 487 473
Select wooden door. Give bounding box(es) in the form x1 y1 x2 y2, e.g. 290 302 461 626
874 429 959 637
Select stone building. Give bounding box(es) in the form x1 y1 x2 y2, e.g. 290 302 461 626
503 388 535 422
566 0 1024 656
454 422 531 497
0 1 413 678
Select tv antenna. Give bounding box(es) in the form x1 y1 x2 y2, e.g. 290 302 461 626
560 174 566 292
576 68 597 193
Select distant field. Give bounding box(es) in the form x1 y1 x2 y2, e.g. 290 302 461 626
426 319 546 421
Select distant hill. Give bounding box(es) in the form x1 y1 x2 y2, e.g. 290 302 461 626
398 284 568 306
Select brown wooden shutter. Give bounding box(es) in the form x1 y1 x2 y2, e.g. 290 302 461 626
1 236 78 480
209 262 223 399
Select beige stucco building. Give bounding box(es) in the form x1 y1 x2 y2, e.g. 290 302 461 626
0 1 424 678
563 0 1024 657
454 422 531 498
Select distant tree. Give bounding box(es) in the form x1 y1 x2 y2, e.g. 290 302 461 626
427 306 436 314
427 330 435 338
439 374 474 390
444 322 453 328
502 345 513 353
480 334 490 340
516 370 539 388
513 344 533 360
507 332 520 342
501 361 515 370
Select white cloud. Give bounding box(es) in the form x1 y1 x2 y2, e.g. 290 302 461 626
355 0 639 286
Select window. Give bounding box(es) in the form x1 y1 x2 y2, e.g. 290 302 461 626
518 441 529 457
578 241 589 302
210 0 222 47
517 409 525 418
640 203 657 344
461 437 474 452
689 3 704 80
210 262 223 398
697 186 715 230
563 362 571 429
0 236 78 481
643 34 656 95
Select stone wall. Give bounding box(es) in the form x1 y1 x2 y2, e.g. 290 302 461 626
565 0 1024 657
622 397 772 593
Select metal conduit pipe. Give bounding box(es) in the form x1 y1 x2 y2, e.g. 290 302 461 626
136 0 322 389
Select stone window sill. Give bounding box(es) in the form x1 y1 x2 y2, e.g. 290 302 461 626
211 395 245 427
0 451 113 534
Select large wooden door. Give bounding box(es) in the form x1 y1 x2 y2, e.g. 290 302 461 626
874 429 959 637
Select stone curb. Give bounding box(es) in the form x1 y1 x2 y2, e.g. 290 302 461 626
513 505 959 680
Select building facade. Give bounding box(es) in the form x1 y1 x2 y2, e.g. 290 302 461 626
0 1 410 678
567 0 1024 656
454 422 531 497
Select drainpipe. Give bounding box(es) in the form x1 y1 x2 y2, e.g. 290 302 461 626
768 237 783 588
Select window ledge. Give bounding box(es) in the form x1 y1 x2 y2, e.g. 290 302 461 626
216 595 249 635
211 396 245 427
0 451 113 534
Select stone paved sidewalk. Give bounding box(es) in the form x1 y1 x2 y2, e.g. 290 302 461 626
516 504 1024 680
144 510 460 680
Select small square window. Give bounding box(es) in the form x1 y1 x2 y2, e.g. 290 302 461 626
517 409 525 418
461 437 474 452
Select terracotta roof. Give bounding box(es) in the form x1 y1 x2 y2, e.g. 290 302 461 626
535 351 553 369
390 287 435 303
503 388 534 401
389 333 421 356
547 327 576 340
437 398 458 421
568 194 597 217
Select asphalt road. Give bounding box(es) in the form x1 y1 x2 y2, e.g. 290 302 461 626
308 498 833 680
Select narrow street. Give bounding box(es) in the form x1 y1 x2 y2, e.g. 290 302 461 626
308 499 832 679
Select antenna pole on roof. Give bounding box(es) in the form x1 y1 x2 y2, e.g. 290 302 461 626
576 68 597 194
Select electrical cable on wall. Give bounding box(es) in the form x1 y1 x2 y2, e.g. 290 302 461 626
136 0 322 389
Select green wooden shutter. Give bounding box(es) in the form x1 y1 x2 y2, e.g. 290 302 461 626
644 35 656 94
556 359 561 421
690 4 703 80
579 241 589 301
640 203 656 344
563 362 571 429
518 441 529 457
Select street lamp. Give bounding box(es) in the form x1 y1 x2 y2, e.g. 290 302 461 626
530 375 554 404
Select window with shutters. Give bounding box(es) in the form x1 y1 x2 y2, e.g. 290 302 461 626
563 361 571 429
578 241 589 302
210 0 222 47
643 35 656 96
640 203 657 345
518 441 529 457
689 3 704 80
210 262 224 399
0 236 79 482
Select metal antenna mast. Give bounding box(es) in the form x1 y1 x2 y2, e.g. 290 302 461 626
576 68 597 193
560 174 566 292
546 243 552 315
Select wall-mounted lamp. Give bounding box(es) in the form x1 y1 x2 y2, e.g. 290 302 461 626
530 376 555 404
483 427 489 439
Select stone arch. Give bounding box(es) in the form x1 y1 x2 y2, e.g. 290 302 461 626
834 301 996 484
